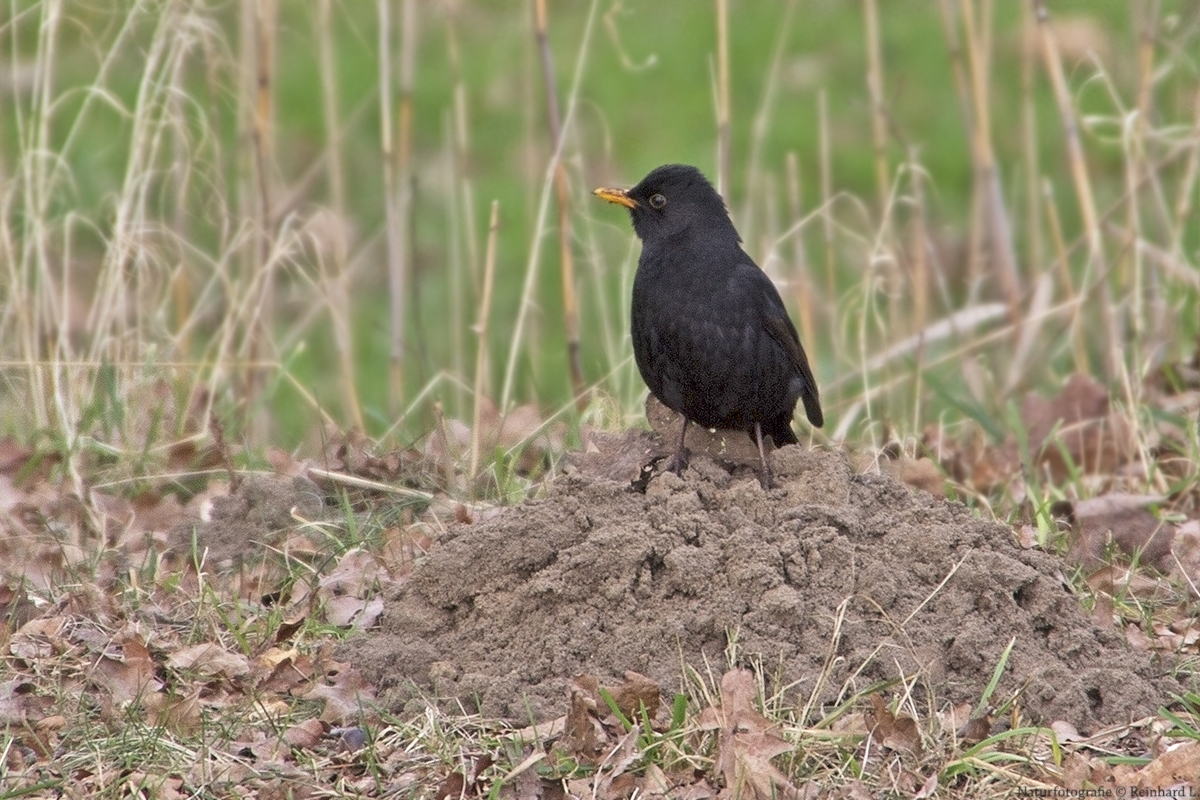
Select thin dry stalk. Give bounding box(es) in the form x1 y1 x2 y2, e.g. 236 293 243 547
533 0 586 410
397 0 418 405
1169 86 1200 259
18 0 65 429
245 0 277 418
380 0 417 415
862 0 889 208
316 0 363 431
1123 2 1157 355
169 89 193 360
444 5 479 286
1040 180 1088 374
1019 0 1043 288
817 91 836 327
500 0 598 412
933 0 978 292
1033 0 1119 380
714 0 730 195
444 3 479 407
785 152 817 353
906 153 931 348
743 0 797 245
959 0 1021 317
470 201 501 484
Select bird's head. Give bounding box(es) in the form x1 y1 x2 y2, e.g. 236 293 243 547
593 164 738 244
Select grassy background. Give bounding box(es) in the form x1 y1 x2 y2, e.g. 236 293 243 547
2 0 1198 467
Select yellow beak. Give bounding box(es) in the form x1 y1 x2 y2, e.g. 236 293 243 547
593 186 638 210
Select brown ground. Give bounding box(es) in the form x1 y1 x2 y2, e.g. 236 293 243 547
338 432 1176 733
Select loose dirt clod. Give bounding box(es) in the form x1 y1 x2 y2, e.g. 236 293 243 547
341 445 1174 732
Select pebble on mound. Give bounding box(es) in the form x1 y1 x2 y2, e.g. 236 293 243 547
340 445 1173 732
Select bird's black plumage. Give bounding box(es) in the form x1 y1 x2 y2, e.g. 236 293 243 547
594 164 822 488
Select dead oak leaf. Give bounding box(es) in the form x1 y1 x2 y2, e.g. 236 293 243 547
1064 494 1175 571
0 678 52 725
166 643 252 678
301 663 375 724
9 615 69 661
698 669 800 800
89 637 163 707
595 726 644 798
604 670 661 723
564 675 604 763
1116 740 1200 789
865 694 923 757
1020 373 1137 482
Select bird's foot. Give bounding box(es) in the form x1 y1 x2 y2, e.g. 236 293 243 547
756 465 774 491
752 422 775 490
662 447 690 476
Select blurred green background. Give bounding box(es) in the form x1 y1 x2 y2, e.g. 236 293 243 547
2 1 1197 452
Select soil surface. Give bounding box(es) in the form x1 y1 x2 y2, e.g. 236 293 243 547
340 434 1175 733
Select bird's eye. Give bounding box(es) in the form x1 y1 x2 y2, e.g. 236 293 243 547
649 193 667 209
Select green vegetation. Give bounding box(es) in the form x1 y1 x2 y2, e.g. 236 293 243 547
4 2 1197 455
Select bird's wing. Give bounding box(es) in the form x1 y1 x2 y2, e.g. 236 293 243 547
731 261 824 428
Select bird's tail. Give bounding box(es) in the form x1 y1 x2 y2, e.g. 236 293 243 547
800 387 823 428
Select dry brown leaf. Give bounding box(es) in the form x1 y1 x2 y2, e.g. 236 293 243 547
425 398 559 481
880 456 945 497
1169 519 1200 588
1130 740 1200 788
564 676 603 762
1125 622 1155 651
936 702 973 735
1091 591 1115 630
302 663 375 724
167 643 252 677
843 780 874 800
1017 523 1040 549
913 771 939 799
1060 750 1113 789
701 669 800 800
320 548 383 598
604 670 661 722
353 595 384 629
158 688 204 734
89 637 163 707
9 615 69 661
273 615 307 644
866 693 923 756
957 714 993 744
1020 373 1137 482
283 718 326 750
259 646 301 668
1050 720 1082 743
923 422 1018 494
595 727 643 798
258 649 316 694
1086 565 1171 600
379 523 435 578
0 679 51 725
1066 494 1175 571
325 595 367 627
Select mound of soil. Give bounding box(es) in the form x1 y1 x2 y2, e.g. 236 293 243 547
341 441 1174 732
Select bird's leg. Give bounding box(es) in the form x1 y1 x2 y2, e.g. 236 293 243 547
754 421 774 490
663 418 690 475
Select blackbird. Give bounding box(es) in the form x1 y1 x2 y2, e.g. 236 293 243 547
594 164 822 489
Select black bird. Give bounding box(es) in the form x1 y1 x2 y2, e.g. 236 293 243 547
594 164 823 489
